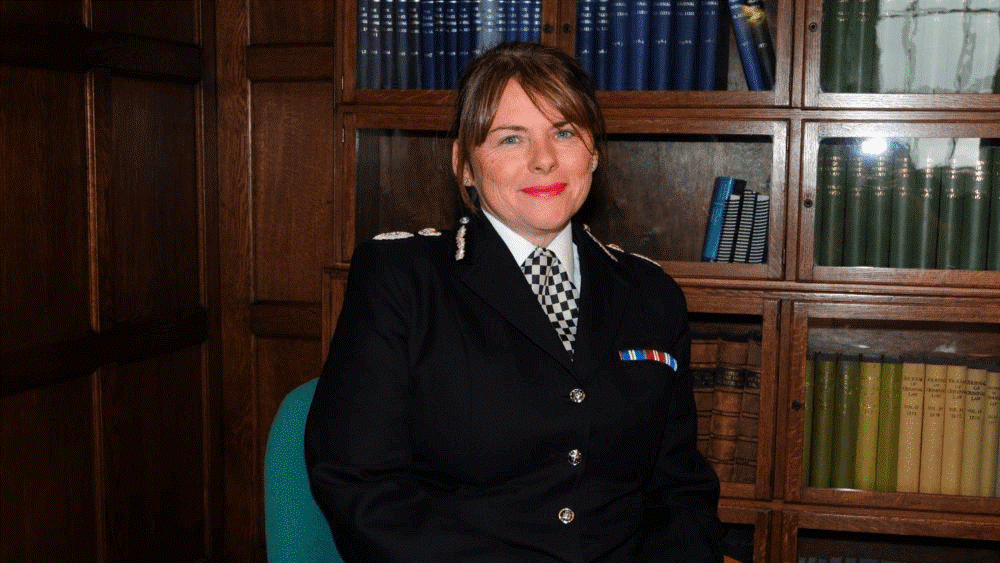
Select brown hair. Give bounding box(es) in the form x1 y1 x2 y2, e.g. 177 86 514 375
451 41 606 212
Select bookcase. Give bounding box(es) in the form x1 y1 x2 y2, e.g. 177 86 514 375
327 1 1000 562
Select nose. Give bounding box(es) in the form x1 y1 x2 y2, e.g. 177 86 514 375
529 137 557 174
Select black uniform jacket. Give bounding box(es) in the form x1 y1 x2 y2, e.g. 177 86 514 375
305 213 722 562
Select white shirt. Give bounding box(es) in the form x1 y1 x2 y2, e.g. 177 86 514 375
482 210 581 291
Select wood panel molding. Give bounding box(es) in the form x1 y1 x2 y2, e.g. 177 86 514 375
1 22 201 81
2 307 208 396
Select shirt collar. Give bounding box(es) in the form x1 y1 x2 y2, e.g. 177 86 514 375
481 210 576 280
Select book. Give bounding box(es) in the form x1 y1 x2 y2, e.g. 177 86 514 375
918 359 948 494
381 0 396 88
819 0 850 92
810 352 838 488
980 368 1000 496
711 334 751 482
988 145 1000 270
842 153 869 267
888 152 915 268
747 192 770 264
744 0 776 89
593 0 610 90
726 0 768 90
629 0 652 91
937 159 967 270
959 364 988 495
831 354 861 488
815 143 846 267
673 0 699 90
841 0 879 92
703 177 741 262
650 0 674 90
912 157 941 269
804 353 816 485
575 0 595 77
940 360 967 495
691 333 722 458
358 0 373 88
456 0 475 80
442 0 459 89
866 153 893 267
717 182 747 263
419 0 438 89
959 157 991 270
608 0 628 90
874 358 903 492
734 333 762 484
697 0 728 90
394 0 410 89
408 0 423 88
476 0 501 55
369 0 386 89
895 358 926 493
732 189 759 263
854 357 882 491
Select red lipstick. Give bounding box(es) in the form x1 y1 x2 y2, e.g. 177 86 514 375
522 182 566 197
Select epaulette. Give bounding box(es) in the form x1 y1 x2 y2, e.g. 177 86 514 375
583 224 660 267
373 227 444 241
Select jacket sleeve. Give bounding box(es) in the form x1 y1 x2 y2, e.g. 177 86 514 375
303 241 527 563
640 278 724 563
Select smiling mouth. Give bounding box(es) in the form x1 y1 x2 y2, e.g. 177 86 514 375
522 182 567 197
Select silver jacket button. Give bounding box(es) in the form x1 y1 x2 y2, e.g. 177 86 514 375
558 507 575 524
569 388 586 403
568 449 582 466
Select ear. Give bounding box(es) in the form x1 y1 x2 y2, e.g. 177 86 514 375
452 141 472 186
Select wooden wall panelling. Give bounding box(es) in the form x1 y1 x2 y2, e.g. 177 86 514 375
2 1 220 561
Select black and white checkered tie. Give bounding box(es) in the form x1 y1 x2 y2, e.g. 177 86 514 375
521 247 578 356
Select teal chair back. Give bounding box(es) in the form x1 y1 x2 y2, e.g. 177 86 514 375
264 378 343 563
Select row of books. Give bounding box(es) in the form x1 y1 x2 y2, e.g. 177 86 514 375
575 0 775 91
814 139 1000 271
357 0 542 90
821 0 1000 94
701 176 770 264
803 352 1000 497
691 331 762 484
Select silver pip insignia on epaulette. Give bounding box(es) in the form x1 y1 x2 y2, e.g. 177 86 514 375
455 216 469 260
373 231 414 240
418 227 442 236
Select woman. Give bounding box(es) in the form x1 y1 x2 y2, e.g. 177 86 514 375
305 41 722 562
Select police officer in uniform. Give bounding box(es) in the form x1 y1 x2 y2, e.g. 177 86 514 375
305 41 722 562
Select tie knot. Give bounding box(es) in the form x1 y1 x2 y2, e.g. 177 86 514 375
524 246 559 269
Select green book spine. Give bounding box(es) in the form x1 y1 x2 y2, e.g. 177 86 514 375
866 154 893 267
889 152 915 268
843 0 879 93
937 160 968 270
810 352 838 488
875 358 903 492
820 0 851 93
842 154 869 266
959 157 991 270
896 359 926 493
913 158 941 269
816 143 846 266
804 354 815 485
988 146 1000 270
855 358 882 490
832 354 861 488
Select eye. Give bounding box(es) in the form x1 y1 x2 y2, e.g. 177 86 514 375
498 134 520 145
555 128 576 140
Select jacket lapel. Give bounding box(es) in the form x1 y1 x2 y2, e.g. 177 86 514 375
455 215 574 373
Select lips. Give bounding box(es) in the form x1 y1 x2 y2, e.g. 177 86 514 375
522 182 567 197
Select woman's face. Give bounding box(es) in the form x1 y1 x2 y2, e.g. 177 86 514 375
457 79 597 248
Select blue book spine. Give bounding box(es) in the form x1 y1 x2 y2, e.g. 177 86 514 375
434 0 447 89
457 0 475 77
727 0 767 90
629 0 651 90
501 0 518 42
697 0 724 90
370 0 384 89
594 0 610 90
576 0 596 76
517 0 533 41
395 0 410 88
358 0 372 89
420 0 437 89
608 0 629 90
650 0 673 90
673 0 698 90
408 0 422 88
443 0 459 89
530 0 542 42
381 0 395 88
703 176 737 262
477 0 500 54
